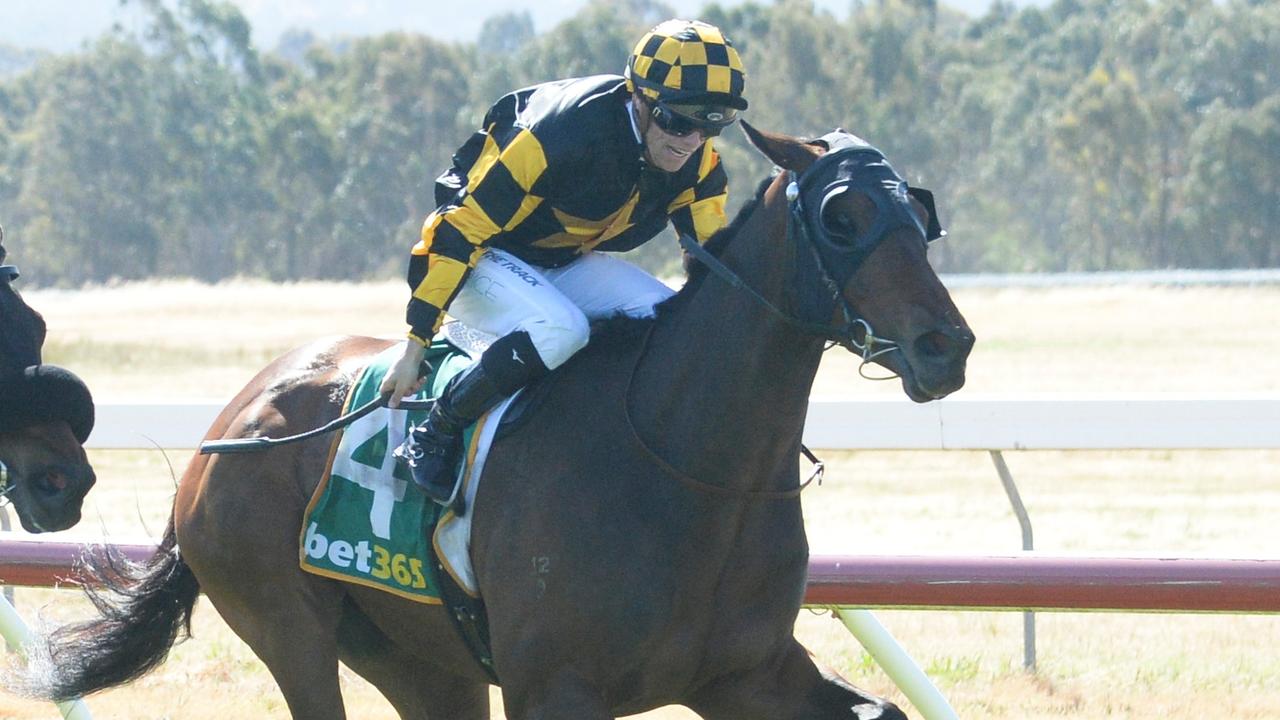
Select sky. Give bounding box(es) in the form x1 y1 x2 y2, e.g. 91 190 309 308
0 0 1041 54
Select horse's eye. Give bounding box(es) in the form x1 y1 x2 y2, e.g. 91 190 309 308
820 203 859 244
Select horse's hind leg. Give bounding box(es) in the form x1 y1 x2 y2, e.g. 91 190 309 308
335 598 490 720
200 573 351 719
686 639 906 720
179 454 353 719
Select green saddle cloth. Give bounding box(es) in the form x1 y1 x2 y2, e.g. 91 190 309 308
298 339 474 604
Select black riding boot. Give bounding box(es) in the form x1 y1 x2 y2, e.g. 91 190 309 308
395 363 505 508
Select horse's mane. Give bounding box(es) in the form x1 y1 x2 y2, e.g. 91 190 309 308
585 173 777 352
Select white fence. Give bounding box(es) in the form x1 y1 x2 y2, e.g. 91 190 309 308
87 395 1280 451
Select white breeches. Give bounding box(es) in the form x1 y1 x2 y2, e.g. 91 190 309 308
445 248 675 370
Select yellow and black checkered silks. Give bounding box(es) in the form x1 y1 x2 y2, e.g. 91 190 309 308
403 76 730 345
625 19 747 109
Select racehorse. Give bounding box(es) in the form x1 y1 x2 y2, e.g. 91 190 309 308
22 124 973 719
0 225 97 533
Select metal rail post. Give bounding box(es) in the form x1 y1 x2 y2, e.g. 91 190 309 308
834 608 959 720
0 506 13 602
1 505 14 653
990 450 1036 671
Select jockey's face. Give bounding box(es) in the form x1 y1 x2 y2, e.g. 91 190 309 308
636 98 709 173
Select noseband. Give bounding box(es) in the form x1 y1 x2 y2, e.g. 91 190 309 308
0 265 19 283
680 131 938 374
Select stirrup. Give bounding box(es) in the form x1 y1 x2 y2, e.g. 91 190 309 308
396 360 510 516
393 428 467 516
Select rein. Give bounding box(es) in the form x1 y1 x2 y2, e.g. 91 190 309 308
200 396 434 455
626 149 914 502
623 321 825 501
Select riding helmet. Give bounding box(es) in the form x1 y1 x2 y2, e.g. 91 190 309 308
625 19 748 112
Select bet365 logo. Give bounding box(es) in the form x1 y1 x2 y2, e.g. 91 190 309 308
305 522 428 589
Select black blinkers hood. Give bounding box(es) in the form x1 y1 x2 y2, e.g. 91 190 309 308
0 244 96 443
0 364 96 443
792 131 945 284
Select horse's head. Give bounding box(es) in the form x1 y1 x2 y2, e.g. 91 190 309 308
742 123 973 402
0 225 98 531
0 422 97 532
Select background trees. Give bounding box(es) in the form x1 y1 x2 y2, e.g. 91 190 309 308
0 0 1276 285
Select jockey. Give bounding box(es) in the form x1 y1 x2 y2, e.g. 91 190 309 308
380 19 749 504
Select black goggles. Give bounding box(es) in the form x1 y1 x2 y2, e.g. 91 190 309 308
647 100 737 138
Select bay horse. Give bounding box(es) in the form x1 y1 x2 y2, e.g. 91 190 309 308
22 124 973 718
0 225 97 533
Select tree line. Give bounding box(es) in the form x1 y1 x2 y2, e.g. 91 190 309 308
0 0 1276 285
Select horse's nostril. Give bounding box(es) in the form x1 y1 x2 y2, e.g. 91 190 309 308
913 330 952 360
35 466 73 496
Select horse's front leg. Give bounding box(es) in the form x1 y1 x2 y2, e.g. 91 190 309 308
687 639 907 720
501 670 614 720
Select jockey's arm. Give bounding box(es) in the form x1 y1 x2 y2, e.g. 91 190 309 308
404 124 550 345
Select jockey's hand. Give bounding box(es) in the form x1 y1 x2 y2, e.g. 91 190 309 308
380 340 431 408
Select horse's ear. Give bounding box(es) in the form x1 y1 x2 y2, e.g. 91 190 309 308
739 121 822 174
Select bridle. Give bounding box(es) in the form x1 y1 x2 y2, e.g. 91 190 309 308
679 195 900 376
678 133 941 376
632 133 944 499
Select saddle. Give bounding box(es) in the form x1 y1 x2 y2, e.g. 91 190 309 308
301 323 522 681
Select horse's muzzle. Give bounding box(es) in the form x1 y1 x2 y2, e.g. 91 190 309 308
16 461 96 532
889 324 974 402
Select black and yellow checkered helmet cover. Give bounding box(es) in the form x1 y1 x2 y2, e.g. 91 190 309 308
625 19 748 110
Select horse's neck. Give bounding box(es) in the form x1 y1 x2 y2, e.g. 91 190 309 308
631 182 826 490
0 285 45 375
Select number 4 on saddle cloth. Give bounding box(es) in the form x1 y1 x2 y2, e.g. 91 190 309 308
300 322 506 608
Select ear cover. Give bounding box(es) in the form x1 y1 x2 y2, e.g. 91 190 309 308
0 364 96 443
907 186 945 242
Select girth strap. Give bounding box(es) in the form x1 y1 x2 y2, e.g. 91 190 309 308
429 529 500 684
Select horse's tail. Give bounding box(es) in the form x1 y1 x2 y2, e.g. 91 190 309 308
11 518 200 701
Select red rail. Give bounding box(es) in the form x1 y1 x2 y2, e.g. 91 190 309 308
0 539 155 588
806 554 1280 612
3 540 1279 613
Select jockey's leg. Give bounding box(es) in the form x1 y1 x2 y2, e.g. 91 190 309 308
539 251 675 320
396 249 588 508
399 330 549 507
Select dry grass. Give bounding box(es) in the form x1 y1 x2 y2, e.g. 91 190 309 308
3 281 1279 719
